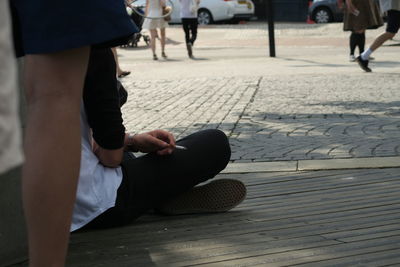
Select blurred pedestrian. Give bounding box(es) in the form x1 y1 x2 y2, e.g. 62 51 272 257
112 47 131 78
142 0 169 60
357 0 400 72
10 0 137 265
180 0 200 58
0 0 23 177
338 0 383 62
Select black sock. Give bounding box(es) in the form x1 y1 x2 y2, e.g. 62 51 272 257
358 32 365 54
350 32 357 55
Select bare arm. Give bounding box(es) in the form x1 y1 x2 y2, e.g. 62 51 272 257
92 129 176 167
92 140 124 168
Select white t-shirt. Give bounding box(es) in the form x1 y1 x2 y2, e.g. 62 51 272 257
0 0 23 175
70 106 123 231
179 0 198 18
380 0 400 12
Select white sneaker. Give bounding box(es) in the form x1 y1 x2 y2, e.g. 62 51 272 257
349 55 356 62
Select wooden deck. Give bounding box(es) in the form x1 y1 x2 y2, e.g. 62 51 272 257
67 167 400 266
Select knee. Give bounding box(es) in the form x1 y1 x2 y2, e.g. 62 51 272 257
387 32 396 39
202 129 231 168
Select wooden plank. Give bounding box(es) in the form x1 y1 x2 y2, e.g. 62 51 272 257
186 236 400 267
298 156 400 171
67 167 400 267
292 249 400 267
69 195 400 249
68 215 400 257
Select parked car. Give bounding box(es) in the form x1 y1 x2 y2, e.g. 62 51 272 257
131 0 255 25
309 0 343 23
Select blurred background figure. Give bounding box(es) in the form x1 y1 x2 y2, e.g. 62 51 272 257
338 0 383 61
142 0 169 60
180 0 200 58
0 0 23 177
112 47 131 78
357 0 400 72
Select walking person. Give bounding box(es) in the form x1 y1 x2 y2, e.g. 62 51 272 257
180 0 200 58
10 0 137 265
112 47 131 78
142 0 169 60
338 0 383 62
356 0 400 72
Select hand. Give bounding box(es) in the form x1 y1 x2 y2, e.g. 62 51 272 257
346 0 359 15
337 0 344 10
131 130 176 155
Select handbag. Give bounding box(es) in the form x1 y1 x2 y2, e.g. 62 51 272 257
162 6 172 22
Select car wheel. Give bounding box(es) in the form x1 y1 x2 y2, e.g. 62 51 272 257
312 7 333 23
198 9 213 25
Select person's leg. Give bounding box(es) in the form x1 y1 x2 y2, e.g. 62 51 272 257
358 31 365 54
368 31 396 53
109 129 231 226
182 19 193 58
22 46 90 266
189 18 198 45
149 29 158 59
361 10 399 61
111 47 130 78
160 28 167 58
182 18 191 44
349 32 357 57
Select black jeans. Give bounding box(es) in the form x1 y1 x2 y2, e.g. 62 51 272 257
85 129 231 229
182 18 198 45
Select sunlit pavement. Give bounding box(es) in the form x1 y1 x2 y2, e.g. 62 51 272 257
118 22 400 165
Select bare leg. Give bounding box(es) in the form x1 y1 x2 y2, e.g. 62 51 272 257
111 47 130 77
150 29 157 59
160 28 166 54
370 32 396 52
111 47 122 75
22 46 90 267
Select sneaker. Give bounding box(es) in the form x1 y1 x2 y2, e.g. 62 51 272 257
156 179 247 215
349 55 356 62
161 51 167 59
153 54 158 60
356 56 371 72
187 43 193 58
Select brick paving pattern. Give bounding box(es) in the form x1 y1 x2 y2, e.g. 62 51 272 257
122 73 400 162
119 23 400 163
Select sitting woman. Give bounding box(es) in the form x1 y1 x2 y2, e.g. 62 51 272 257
71 47 246 231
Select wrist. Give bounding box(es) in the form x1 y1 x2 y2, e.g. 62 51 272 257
125 133 139 152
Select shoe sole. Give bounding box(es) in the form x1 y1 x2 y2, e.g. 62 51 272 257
157 179 247 215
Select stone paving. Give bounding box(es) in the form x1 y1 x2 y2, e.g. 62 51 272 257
119 22 400 163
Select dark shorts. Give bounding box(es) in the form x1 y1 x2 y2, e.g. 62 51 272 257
386 10 400 34
11 0 138 56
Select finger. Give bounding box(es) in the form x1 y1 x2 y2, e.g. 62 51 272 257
153 130 176 146
157 147 173 155
147 135 170 149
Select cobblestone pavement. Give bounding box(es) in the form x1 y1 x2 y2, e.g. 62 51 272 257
119 23 400 162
